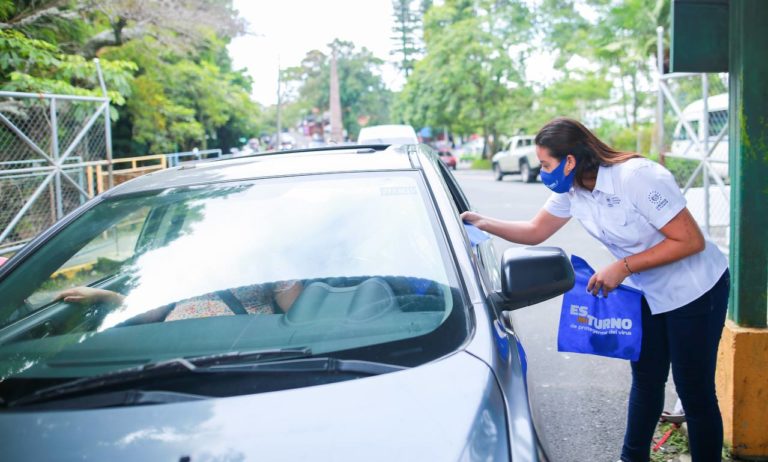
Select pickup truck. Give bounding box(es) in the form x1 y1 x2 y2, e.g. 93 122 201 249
491 135 539 183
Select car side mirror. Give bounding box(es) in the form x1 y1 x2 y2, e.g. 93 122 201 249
490 247 574 311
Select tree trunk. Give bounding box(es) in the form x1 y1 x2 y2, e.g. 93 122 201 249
620 73 630 128
631 71 639 129
631 71 640 153
82 24 148 59
113 17 127 45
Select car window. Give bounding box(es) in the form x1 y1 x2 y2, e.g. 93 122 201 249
708 110 727 136
435 158 470 212
0 172 468 389
476 240 502 293
25 207 151 310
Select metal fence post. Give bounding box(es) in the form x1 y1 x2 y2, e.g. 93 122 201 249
49 97 63 220
702 74 710 235
95 59 114 189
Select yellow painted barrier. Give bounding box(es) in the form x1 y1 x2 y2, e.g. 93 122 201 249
716 320 768 457
90 154 169 195
51 262 94 280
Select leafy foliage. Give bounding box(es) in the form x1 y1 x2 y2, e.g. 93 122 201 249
0 29 136 110
395 0 533 156
391 0 421 77
283 40 393 140
1 1 262 154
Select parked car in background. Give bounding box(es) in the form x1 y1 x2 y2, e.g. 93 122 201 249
0 144 574 461
271 132 296 151
491 135 539 183
669 93 729 180
436 146 457 170
357 124 418 145
454 138 485 162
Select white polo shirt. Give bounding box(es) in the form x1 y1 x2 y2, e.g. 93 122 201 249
544 157 728 314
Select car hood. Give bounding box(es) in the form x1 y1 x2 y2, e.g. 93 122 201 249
0 352 510 461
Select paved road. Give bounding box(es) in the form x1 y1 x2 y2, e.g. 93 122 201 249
453 168 676 462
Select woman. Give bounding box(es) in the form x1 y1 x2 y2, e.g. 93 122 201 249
461 118 729 462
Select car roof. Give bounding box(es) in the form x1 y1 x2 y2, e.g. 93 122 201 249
682 93 728 116
106 144 425 197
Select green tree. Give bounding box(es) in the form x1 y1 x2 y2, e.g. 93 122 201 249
102 36 263 153
524 71 613 132
396 0 533 157
391 0 421 78
283 40 393 140
0 29 136 111
0 0 245 58
2 1 262 155
536 0 670 130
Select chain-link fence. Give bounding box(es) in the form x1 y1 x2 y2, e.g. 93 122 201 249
0 91 111 255
656 28 730 253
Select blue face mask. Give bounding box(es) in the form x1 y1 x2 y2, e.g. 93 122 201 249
540 157 575 193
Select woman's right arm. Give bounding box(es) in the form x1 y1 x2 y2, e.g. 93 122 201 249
460 209 570 245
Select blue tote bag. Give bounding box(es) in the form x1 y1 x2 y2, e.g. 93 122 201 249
557 255 644 361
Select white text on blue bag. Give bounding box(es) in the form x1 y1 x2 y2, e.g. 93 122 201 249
569 304 634 331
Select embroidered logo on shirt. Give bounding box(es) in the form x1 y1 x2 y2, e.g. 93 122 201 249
648 190 669 210
605 196 621 207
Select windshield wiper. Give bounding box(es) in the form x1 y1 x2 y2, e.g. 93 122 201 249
7 347 312 408
175 347 314 367
15 390 209 411
206 357 406 375
7 350 406 409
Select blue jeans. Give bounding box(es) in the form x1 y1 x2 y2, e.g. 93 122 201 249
620 270 730 462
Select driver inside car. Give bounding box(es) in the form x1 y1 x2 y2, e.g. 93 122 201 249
55 280 303 322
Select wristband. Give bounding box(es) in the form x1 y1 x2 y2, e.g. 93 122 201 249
623 257 635 275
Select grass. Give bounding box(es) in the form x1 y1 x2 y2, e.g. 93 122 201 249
651 423 689 462
470 158 492 170
649 423 736 462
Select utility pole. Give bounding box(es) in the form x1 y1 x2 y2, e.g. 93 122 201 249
329 46 343 142
276 55 282 149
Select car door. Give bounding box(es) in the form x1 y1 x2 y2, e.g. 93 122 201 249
508 138 527 172
433 159 501 296
498 140 516 172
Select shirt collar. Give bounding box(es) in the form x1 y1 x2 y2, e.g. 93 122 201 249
593 164 614 195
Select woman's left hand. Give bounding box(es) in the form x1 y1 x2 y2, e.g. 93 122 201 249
587 260 631 297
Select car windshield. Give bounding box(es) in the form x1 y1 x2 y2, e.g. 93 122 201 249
0 172 467 394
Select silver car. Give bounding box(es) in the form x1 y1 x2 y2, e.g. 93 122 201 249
0 144 573 461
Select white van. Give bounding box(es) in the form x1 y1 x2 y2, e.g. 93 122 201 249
357 125 418 145
670 93 729 179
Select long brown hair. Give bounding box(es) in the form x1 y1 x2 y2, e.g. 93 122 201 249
534 117 642 188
